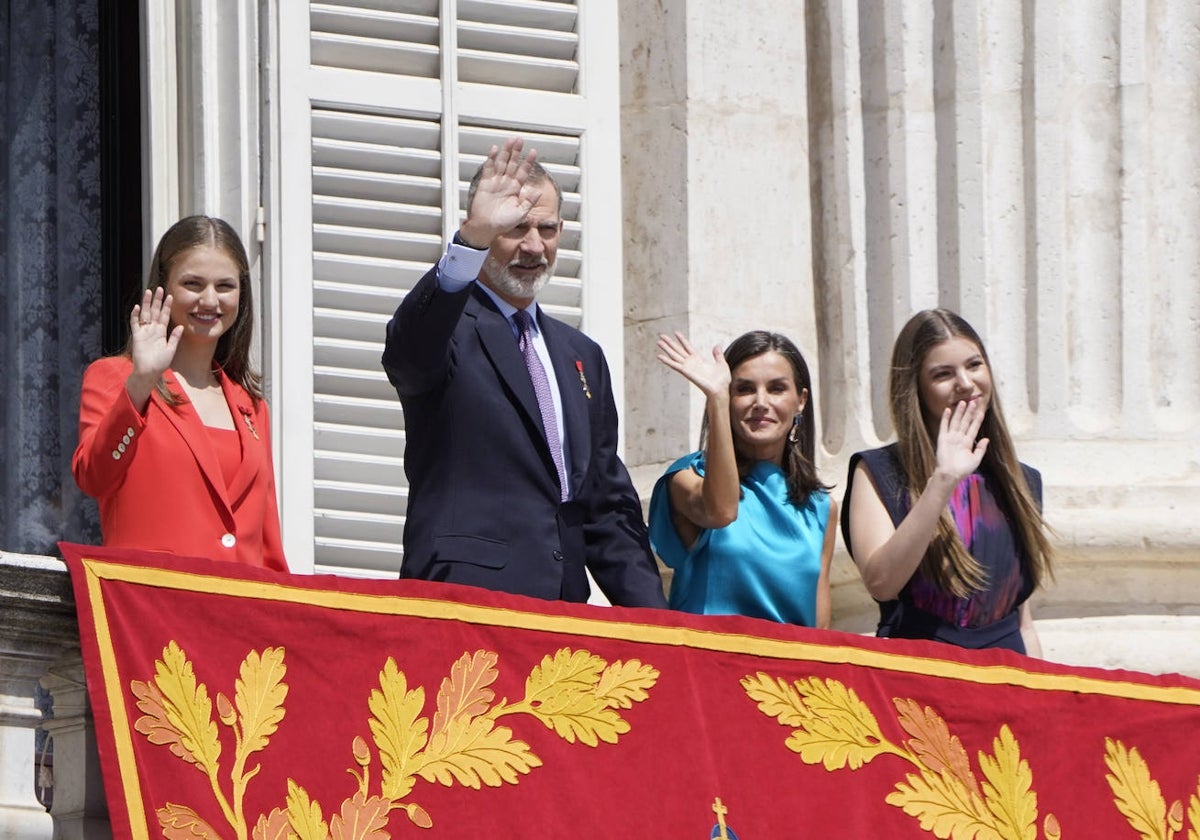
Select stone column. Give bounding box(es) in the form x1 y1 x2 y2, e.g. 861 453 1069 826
0 556 79 839
620 0 816 479
40 656 109 840
0 650 53 839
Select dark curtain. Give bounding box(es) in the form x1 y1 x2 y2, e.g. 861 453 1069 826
0 0 102 554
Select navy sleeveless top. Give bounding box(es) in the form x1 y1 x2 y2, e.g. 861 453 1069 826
841 444 1041 652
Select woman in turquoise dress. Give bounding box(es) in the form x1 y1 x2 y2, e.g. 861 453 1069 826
649 331 836 627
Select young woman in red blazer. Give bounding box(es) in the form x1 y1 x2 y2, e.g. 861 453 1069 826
73 216 287 571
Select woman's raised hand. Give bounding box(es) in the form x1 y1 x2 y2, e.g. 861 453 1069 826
935 398 989 482
129 287 183 381
656 332 730 399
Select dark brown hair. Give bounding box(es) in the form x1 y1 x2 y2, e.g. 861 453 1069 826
702 330 830 506
130 215 262 405
889 308 1053 597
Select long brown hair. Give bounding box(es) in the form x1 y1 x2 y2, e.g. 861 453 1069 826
701 330 830 506
128 216 262 405
889 309 1053 597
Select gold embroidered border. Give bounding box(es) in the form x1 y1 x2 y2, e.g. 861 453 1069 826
79 556 1200 707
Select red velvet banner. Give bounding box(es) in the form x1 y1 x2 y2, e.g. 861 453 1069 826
61 542 1200 840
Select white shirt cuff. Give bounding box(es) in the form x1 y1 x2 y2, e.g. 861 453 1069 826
437 239 489 292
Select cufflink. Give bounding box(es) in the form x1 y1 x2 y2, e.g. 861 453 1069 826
452 231 487 250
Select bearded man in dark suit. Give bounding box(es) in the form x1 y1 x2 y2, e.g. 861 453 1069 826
382 138 666 608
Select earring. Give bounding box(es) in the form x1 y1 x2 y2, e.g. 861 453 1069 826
788 413 802 444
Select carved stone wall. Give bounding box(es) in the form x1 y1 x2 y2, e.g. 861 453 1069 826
619 0 1200 631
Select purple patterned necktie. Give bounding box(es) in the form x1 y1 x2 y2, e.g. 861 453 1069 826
513 309 569 501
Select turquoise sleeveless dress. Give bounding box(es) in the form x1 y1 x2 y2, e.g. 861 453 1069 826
648 451 830 627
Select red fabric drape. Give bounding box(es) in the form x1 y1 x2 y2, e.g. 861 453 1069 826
61 542 1200 840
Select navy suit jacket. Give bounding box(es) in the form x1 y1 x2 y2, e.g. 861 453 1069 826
381 265 666 607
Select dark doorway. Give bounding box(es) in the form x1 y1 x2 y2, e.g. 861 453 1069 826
99 0 143 355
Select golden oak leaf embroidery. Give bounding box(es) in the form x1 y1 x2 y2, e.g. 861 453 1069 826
132 680 193 764
432 650 498 735
235 647 288 755
251 808 289 840
1105 739 1167 840
369 657 429 802
741 672 810 728
1190 787 1200 840
132 645 657 837
151 641 222 775
285 779 328 840
743 673 1057 839
158 802 222 839
132 644 287 840
980 727 1037 839
524 648 606 706
419 715 540 788
328 791 391 840
593 658 659 709
501 648 660 746
887 769 999 838
895 697 981 799
745 674 889 771
1099 738 1200 840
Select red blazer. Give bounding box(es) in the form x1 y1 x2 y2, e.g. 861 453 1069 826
73 356 288 571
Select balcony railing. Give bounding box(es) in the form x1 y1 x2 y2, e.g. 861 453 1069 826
1 553 109 839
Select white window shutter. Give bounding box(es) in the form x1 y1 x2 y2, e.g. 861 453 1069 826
274 0 619 577
457 0 579 92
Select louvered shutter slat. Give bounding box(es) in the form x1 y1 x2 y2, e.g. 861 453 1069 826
457 1 578 93
313 254 430 294
314 198 442 236
313 393 402 430
311 5 438 78
315 424 404 459
314 170 440 205
313 226 441 263
317 0 438 13
313 279 408 318
458 53 576 93
313 483 406 517
457 0 576 31
313 141 439 178
312 35 438 78
458 21 577 61
313 341 384 379
312 112 442 154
